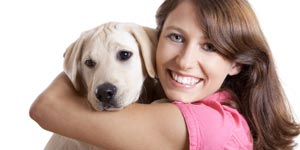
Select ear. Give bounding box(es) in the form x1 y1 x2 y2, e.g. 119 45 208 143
228 62 241 76
120 23 158 78
63 32 87 91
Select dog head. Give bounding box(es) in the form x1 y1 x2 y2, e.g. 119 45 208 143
63 22 157 111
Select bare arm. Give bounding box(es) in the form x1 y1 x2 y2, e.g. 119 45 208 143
29 72 188 150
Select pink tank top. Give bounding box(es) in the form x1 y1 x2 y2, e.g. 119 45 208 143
173 91 253 150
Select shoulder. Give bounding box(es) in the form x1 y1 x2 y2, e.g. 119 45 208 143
173 101 253 149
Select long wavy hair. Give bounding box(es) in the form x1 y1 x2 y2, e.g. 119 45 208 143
156 0 300 149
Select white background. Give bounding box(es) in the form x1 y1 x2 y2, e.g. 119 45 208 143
0 0 299 149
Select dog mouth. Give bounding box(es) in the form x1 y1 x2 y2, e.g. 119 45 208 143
101 102 123 111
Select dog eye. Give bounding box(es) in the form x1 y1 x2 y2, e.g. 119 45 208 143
85 59 96 68
118 50 132 61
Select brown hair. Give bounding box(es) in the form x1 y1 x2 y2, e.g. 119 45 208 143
156 0 300 149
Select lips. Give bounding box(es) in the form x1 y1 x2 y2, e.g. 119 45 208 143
102 102 122 111
170 70 201 85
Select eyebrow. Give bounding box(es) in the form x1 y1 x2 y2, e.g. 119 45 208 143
164 25 185 34
163 25 208 40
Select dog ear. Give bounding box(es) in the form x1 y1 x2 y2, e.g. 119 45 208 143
122 23 158 78
63 33 86 91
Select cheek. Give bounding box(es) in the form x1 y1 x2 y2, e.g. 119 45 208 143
156 42 166 69
212 66 232 87
202 57 232 82
81 67 94 88
156 40 177 65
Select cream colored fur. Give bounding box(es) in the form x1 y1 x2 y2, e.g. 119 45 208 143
45 22 157 150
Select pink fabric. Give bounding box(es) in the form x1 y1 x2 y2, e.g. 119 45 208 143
173 91 253 150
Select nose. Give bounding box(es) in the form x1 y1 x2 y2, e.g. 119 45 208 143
176 44 197 69
95 83 117 103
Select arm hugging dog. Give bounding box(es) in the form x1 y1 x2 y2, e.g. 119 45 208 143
45 22 163 150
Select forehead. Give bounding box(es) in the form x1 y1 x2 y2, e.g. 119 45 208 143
163 0 205 38
86 29 139 52
105 30 137 48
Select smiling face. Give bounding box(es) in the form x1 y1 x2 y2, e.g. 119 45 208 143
156 0 240 103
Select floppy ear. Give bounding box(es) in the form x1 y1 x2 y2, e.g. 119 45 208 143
121 23 158 78
63 33 86 91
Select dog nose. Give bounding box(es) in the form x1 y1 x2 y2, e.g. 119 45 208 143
95 83 117 103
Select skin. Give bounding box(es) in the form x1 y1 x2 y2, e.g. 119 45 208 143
30 0 240 149
156 0 240 103
31 72 188 150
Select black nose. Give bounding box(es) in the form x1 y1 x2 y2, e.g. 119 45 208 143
95 83 117 103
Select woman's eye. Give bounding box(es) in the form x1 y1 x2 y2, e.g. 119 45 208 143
168 33 185 43
85 59 96 68
118 50 133 61
202 43 216 52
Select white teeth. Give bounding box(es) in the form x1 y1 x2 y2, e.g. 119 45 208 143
171 72 200 85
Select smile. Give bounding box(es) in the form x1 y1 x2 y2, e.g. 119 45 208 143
170 71 201 85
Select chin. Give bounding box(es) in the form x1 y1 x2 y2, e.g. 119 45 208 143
165 92 194 103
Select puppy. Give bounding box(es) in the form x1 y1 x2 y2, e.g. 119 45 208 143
45 22 158 150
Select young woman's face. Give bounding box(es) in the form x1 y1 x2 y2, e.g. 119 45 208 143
156 0 240 103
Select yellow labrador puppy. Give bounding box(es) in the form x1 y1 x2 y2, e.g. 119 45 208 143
45 22 158 150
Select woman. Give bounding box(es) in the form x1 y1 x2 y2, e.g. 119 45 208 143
30 0 300 149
